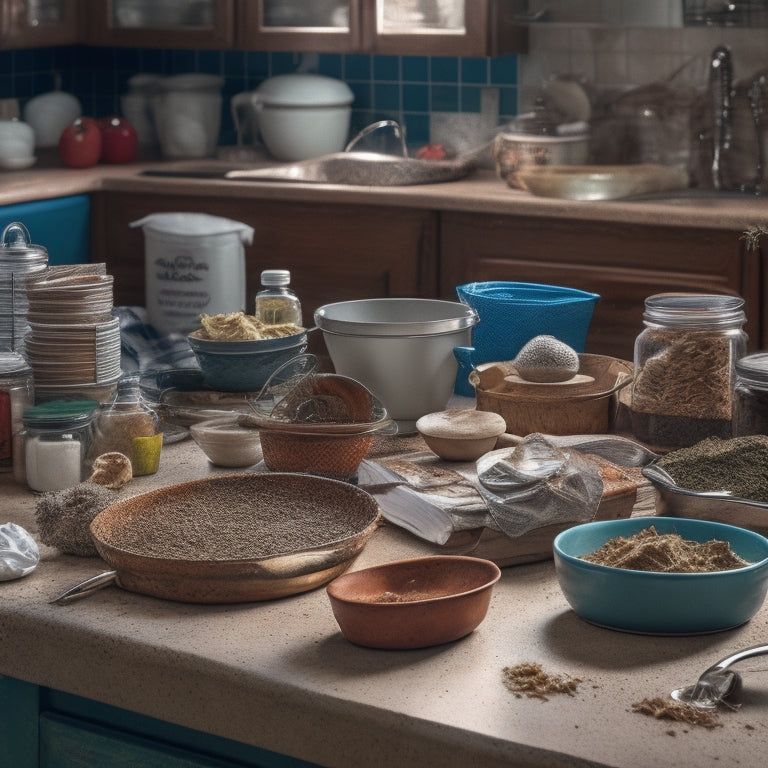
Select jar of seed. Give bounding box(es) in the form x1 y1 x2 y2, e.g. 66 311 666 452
631 293 747 450
733 352 768 437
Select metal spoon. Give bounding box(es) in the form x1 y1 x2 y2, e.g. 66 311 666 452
671 644 768 709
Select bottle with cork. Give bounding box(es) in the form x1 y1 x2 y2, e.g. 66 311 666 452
254 269 302 327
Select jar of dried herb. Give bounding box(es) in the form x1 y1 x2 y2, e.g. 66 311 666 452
733 352 768 437
631 293 747 450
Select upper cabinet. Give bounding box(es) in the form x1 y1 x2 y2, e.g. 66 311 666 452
0 0 80 48
87 0 236 49
237 0 528 56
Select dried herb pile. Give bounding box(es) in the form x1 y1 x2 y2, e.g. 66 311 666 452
581 524 750 573
502 662 581 701
657 434 768 502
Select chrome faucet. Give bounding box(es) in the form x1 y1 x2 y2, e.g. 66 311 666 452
709 45 733 191
344 119 409 157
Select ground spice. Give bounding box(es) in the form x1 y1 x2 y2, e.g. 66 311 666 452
656 435 768 502
581 525 750 572
197 311 301 341
631 697 721 728
502 662 581 701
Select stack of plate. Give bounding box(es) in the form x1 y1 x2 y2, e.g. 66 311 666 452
24 265 121 401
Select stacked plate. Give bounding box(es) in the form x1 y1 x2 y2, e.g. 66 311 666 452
23 265 122 400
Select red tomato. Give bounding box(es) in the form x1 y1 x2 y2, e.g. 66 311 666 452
99 116 138 164
415 143 447 160
58 117 102 168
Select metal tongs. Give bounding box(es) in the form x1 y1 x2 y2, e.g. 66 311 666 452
671 644 768 709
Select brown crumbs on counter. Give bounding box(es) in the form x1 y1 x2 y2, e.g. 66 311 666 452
631 697 721 728
502 662 581 701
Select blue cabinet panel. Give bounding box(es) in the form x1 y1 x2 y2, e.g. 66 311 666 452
0 195 90 266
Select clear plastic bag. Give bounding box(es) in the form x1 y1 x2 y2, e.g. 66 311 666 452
0 521 39 581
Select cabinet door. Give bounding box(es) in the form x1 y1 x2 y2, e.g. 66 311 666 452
87 0 235 48
440 212 760 361
362 0 527 56
0 0 80 48
237 0 361 52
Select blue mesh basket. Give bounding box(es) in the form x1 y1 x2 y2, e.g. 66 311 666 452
453 281 600 396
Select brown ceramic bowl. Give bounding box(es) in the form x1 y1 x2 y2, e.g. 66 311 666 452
326 555 501 649
416 408 507 461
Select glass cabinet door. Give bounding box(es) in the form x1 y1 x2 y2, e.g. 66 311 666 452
1 0 80 48
238 1 360 51
89 0 235 48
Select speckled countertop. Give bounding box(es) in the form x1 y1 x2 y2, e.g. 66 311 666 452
2 434 768 768
2 155 768 231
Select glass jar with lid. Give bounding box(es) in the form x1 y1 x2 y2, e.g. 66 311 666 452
254 269 303 327
0 350 34 483
733 352 768 437
631 293 747 450
22 400 98 492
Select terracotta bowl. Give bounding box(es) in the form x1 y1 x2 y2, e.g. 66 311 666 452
326 555 501 649
416 408 507 461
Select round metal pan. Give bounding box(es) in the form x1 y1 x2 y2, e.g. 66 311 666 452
87 473 381 603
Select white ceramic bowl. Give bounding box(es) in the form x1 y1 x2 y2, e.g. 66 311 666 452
314 299 478 432
189 417 263 468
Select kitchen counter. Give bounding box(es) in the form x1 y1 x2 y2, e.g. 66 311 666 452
2 156 767 231
2 436 768 768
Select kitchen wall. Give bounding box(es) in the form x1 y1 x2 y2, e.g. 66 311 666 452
0 22 766 149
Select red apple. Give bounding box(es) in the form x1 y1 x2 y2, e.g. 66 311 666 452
58 117 102 168
99 116 138 164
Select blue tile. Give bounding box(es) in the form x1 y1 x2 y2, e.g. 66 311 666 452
431 84 458 111
403 83 428 112
373 82 399 111
198 50 222 75
113 47 141 71
430 57 458 83
460 85 481 112
270 52 300 75
170 49 196 73
373 55 399 81
344 54 371 81
138 49 166 73
349 81 371 110
13 49 35 74
402 56 428 82
461 57 487 84
245 51 269 79
403 113 429 144
490 55 517 86
12 74 34 99
317 54 343 79
224 50 246 77
498 86 518 117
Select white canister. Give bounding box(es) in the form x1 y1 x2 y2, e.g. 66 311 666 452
130 213 254 336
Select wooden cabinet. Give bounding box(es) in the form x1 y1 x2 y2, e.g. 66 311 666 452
440 212 761 361
90 190 439 355
86 0 236 49
237 0 527 55
0 0 80 48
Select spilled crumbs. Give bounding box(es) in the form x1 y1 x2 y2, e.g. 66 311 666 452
502 662 581 701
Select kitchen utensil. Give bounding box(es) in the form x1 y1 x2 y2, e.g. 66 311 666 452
671 644 768 709
150 73 223 159
22 89 81 147
326 555 501 649
553 517 768 634
231 73 354 162
59 473 381 604
314 298 478 433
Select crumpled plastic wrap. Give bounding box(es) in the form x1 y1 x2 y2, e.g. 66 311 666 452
0 522 40 581
475 433 604 538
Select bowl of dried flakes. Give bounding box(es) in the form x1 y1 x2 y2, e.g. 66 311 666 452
326 555 501 649
553 517 768 635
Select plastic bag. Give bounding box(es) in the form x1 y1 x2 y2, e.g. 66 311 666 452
0 522 39 581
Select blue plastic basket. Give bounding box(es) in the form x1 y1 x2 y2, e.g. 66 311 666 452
453 281 600 396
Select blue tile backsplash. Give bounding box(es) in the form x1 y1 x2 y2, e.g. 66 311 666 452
0 45 519 146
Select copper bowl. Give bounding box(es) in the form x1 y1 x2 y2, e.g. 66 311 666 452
326 555 501 649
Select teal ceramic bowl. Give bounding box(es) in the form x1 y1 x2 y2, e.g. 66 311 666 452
188 331 308 392
553 517 768 635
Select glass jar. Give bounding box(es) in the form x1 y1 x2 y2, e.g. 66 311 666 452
631 293 747 450
254 269 302 327
733 352 768 436
90 374 162 476
0 351 34 482
22 400 98 492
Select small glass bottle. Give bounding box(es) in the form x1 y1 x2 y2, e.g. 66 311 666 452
254 269 302 327
631 293 747 450
733 352 768 437
90 374 162 476
0 350 34 483
22 400 98 493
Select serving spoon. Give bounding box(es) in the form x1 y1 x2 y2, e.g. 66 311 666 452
671 644 768 709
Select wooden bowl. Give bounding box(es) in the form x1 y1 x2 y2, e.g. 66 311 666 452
326 555 501 649
416 408 507 461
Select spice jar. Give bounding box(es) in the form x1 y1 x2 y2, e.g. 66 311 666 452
90 374 162 475
254 269 302 327
22 400 98 492
631 293 747 450
733 352 768 437
0 351 34 483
